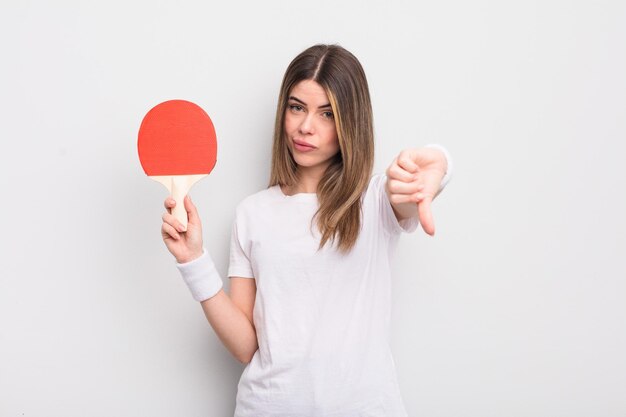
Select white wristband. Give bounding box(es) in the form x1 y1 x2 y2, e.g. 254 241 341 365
175 248 223 302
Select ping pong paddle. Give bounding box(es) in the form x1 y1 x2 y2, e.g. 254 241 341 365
138 99 217 231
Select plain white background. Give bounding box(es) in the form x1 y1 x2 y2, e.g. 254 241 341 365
1 1 625 416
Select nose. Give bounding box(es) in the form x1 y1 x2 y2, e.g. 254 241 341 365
298 114 315 135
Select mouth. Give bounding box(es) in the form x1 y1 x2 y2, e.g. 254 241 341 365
293 139 317 152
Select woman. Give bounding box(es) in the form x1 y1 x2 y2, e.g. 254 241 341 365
161 44 451 416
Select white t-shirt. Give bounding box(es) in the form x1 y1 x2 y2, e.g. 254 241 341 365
228 173 419 417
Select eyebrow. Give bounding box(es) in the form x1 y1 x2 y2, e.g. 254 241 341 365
288 96 332 109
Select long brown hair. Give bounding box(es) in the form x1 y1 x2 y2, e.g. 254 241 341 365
269 44 375 253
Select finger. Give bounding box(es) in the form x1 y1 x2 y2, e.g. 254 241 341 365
162 212 186 233
163 197 176 210
161 222 181 240
387 179 425 195
417 197 435 236
389 192 426 205
184 195 201 225
164 197 175 215
387 162 416 183
396 152 420 174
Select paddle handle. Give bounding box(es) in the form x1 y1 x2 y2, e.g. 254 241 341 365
171 177 190 231
150 174 207 232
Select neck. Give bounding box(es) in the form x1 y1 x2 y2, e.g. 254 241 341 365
283 164 327 195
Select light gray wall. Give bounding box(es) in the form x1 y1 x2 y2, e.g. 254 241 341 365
1 1 625 416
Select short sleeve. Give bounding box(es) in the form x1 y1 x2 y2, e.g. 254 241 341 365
374 173 420 235
227 209 255 279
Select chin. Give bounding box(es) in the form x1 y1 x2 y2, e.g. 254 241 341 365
293 156 318 168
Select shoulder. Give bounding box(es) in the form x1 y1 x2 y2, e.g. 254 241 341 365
361 172 389 212
234 185 280 218
369 172 386 187
364 173 387 199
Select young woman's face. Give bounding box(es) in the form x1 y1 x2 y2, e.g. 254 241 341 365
284 80 339 172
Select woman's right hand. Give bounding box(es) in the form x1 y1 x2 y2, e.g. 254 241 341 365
161 195 204 264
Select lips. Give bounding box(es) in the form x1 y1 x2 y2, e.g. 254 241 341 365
293 139 316 149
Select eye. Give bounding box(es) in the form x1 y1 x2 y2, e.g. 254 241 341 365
288 104 304 112
322 111 334 119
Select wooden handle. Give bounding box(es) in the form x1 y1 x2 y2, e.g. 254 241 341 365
171 176 189 231
150 174 207 232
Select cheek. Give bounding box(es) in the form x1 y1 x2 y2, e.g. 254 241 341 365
325 126 339 147
283 114 294 133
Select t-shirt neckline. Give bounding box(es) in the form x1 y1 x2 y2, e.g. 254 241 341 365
272 185 318 202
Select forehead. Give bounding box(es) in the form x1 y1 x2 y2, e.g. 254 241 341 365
289 80 330 105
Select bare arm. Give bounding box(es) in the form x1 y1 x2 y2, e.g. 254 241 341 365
200 278 258 364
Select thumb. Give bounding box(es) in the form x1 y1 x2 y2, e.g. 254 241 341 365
184 195 200 225
417 197 435 236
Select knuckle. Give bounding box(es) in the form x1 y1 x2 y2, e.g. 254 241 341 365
390 165 403 178
410 182 422 192
389 179 403 191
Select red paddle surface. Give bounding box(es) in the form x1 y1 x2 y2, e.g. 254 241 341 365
138 100 217 176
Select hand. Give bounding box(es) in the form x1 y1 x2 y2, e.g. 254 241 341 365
385 147 447 235
161 195 204 263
